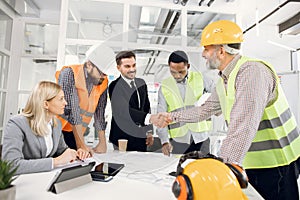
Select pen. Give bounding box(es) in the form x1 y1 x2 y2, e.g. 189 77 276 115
76 156 84 162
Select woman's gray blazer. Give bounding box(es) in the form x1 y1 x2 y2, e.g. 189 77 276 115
2 115 68 175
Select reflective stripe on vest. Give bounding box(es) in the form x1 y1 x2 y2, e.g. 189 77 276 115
216 56 300 169
55 64 108 132
162 71 209 138
59 114 90 128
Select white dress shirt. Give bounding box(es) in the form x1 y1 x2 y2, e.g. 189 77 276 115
44 120 54 157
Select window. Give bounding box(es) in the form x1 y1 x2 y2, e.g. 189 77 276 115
0 9 12 142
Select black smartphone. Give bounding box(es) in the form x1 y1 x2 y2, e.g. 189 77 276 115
90 173 113 182
92 162 125 176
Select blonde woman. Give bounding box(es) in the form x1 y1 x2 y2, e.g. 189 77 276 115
2 81 90 175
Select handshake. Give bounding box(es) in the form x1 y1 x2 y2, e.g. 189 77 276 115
150 112 172 128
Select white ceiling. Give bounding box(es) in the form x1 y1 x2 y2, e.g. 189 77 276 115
11 0 300 77
30 0 61 10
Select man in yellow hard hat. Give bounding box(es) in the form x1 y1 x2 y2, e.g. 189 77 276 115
155 20 300 200
56 44 115 157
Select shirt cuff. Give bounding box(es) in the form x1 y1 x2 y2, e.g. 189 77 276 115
157 129 170 145
144 114 151 125
170 112 179 122
160 137 169 145
51 158 54 169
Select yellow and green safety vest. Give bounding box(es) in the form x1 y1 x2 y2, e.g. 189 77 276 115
162 71 210 138
216 56 300 169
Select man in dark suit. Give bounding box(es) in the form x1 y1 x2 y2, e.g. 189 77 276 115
109 50 154 152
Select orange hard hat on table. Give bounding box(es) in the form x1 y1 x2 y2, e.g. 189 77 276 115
172 158 248 200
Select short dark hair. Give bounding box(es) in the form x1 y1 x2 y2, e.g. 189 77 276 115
115 51 136 65
228 43 241 50
168 50 189 65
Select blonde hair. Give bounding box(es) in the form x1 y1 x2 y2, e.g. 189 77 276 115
22 81 62 136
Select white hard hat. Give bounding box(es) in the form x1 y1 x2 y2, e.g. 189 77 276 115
85 44 116 74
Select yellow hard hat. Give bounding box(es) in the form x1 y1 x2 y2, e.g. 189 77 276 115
201 20 244 46
172 158 248 200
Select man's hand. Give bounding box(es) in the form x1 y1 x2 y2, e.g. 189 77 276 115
145 133 154 146
93 131 107 153
72 124 93 156
150 112 172 128
161 142 173 156
77 148 92 160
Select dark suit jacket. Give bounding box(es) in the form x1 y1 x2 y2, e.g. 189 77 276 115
108 76 153 151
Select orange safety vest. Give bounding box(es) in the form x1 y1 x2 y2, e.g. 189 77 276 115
55 64 108 132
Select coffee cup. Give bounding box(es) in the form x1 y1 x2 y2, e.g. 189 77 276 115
118 139 128 152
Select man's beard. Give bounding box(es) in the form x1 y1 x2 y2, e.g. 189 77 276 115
207 50 221 70
175 74 187 83
92 77 104 85
175 78 184 83
87 72 104 85
124 70 136 79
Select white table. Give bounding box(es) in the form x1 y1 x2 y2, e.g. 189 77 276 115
13 151 263 200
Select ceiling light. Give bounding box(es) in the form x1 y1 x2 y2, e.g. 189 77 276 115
173 0 179 4
198 0 205 6
181 0 188 6
279 12 300 35
207 0 214 7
